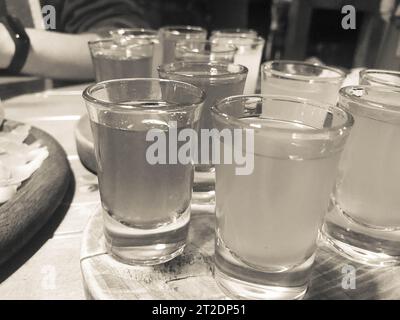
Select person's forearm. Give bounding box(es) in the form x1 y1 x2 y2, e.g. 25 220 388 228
23 29 97 80
0 23 15 69
0 28 97 80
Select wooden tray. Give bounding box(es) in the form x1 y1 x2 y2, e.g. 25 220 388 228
0 120 71 266
81 208 400 300
75 114 96 174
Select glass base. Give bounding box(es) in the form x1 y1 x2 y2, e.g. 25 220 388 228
214 237 312 300
105 240 186 266
103 207 190 266
321 200 400 267
214 268 307 300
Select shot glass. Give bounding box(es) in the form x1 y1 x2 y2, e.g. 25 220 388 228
211 35 265 94
83 79 204 265
359 69 400 89
211 95 353 299
321 86 400 266
109 28 161 77
89 39 154 81
159 62 247 202
159 26 207 64
175 40 237 63
262 61 346 105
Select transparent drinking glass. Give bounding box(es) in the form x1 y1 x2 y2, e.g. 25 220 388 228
109 28 161 77
261 60 346 105
211 35 265 94
158 26 207 64
159 61 247 205
321 86 400 266
175 40 237 63
211 95 353 299
83 79 204 265
359 69 400 89
88 39 154 82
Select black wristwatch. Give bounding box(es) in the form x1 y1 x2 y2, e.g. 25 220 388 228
0 15 30 75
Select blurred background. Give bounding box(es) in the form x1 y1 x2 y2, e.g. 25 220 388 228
1 0 399 97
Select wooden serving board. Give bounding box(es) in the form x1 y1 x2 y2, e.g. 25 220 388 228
75 114 96 174
81 208 400 300
0 120 71 266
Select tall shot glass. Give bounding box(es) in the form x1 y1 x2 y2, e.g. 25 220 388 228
211 95 353 299
159 26 207 64
159 62 248 203
83 79 204 265
321 86 400 266
261 60 346 105
109 28 161 77
89 39 154 81
211 35 265 94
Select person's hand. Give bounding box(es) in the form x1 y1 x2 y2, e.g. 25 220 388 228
0 23 16 69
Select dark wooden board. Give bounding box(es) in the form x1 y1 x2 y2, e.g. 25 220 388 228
0 120 71 266
81 208 400 300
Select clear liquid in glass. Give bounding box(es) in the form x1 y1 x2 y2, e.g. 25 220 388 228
92 53 153 81
90 104 195 264
215 118 341 299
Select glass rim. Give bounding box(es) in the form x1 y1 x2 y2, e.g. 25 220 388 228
159 25 207 35
340 85 400 115
88 38 154 49
211 28 258 35
211 35 265 46
211 94 354 135
82 78 206 112
158 61 248 80
175 39 237 54
109 28 158 37
359 69 400 88
262 60 346 83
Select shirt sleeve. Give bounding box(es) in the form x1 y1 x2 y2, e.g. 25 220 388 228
58 0 150 34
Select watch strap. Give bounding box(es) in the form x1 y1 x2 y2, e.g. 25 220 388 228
0 15 30 74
